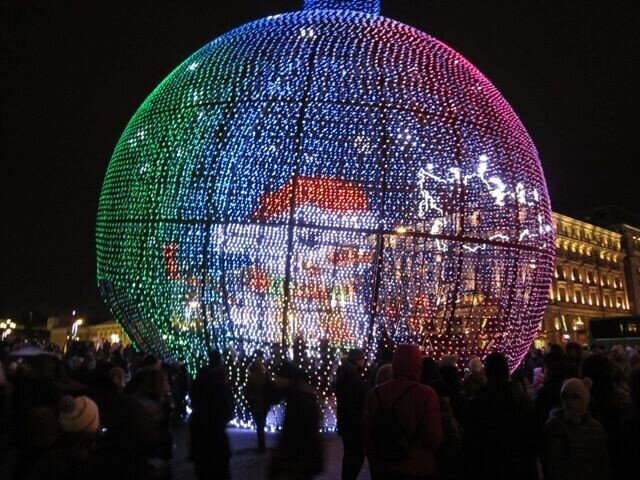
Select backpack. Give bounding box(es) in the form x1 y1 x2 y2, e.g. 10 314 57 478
372 383 419 462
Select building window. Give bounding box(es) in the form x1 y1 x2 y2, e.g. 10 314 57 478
572 268 581 282
575 290 584 304
574 317 584 331
559 288 567 302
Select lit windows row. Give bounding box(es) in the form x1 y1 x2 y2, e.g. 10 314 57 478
555 240 621 263
554 221 621 250
551 285 628 309
554 266 624 289
548 315 585 333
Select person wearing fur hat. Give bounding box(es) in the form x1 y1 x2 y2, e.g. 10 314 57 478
542 378 611 480
335 348 367 480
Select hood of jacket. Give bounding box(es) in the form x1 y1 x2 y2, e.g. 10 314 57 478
392 344 422 381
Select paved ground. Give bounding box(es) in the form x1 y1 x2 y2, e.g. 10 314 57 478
173 426 371 480
1 423 370 480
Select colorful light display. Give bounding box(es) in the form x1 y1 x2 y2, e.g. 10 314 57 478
97 0 554 428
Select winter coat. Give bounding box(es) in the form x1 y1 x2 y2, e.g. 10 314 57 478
436 397 464 480
543 412 611 480
619 403 640 475
589 384 630 478
464 381 538 480
335 360 366 439
246 366 271 415
270 380 323 479
461 371 486 401
30 432 106 480
364 345 442 478
534 379 564 429
107 393 172 460
189 365 233 462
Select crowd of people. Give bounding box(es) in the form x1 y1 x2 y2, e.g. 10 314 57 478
1 337 639 480
0 340 187 480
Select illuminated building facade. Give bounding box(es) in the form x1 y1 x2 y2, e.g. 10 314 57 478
47 315 131 349
578 205 640 317
541 212 631 345
617 223 640 316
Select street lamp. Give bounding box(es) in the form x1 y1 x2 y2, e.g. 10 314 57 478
1 319 17 340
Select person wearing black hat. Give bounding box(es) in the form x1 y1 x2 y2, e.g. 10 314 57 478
336 348 367 480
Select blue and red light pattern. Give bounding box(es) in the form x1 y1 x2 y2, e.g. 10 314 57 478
97 0 554 428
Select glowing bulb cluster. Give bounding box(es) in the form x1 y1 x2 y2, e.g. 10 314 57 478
97 0 554 429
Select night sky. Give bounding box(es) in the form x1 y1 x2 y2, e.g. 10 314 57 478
2 0 638 319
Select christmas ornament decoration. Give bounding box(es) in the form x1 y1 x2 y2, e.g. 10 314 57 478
97 0 554 428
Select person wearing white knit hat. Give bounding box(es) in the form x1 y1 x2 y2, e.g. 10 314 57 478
29 395 102 478
58 395 100 433
542 378 611 480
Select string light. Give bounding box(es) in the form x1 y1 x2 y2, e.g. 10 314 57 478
96 0 555 429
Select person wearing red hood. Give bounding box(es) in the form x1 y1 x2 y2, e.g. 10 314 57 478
364 344 442 479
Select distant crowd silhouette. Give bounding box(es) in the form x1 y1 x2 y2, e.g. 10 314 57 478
1 337 639 480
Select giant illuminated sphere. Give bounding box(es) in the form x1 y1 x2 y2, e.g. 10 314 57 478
97 0 554 424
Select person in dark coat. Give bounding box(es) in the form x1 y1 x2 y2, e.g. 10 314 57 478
189 351 233 480
534 350 569 430
364 344 442 480
461 357 487 402
523 346 544 383
367 348 393 390
173 360 190 419
565 342 584 378
619 365 640 475
439 362 463 421
269 361 323 480
105 383 173 479
335 348 367 480
463 352 537 480
542 378 611 480
421 357 464 480
12 354 63 480
246 356 272 452
581 353 630 478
